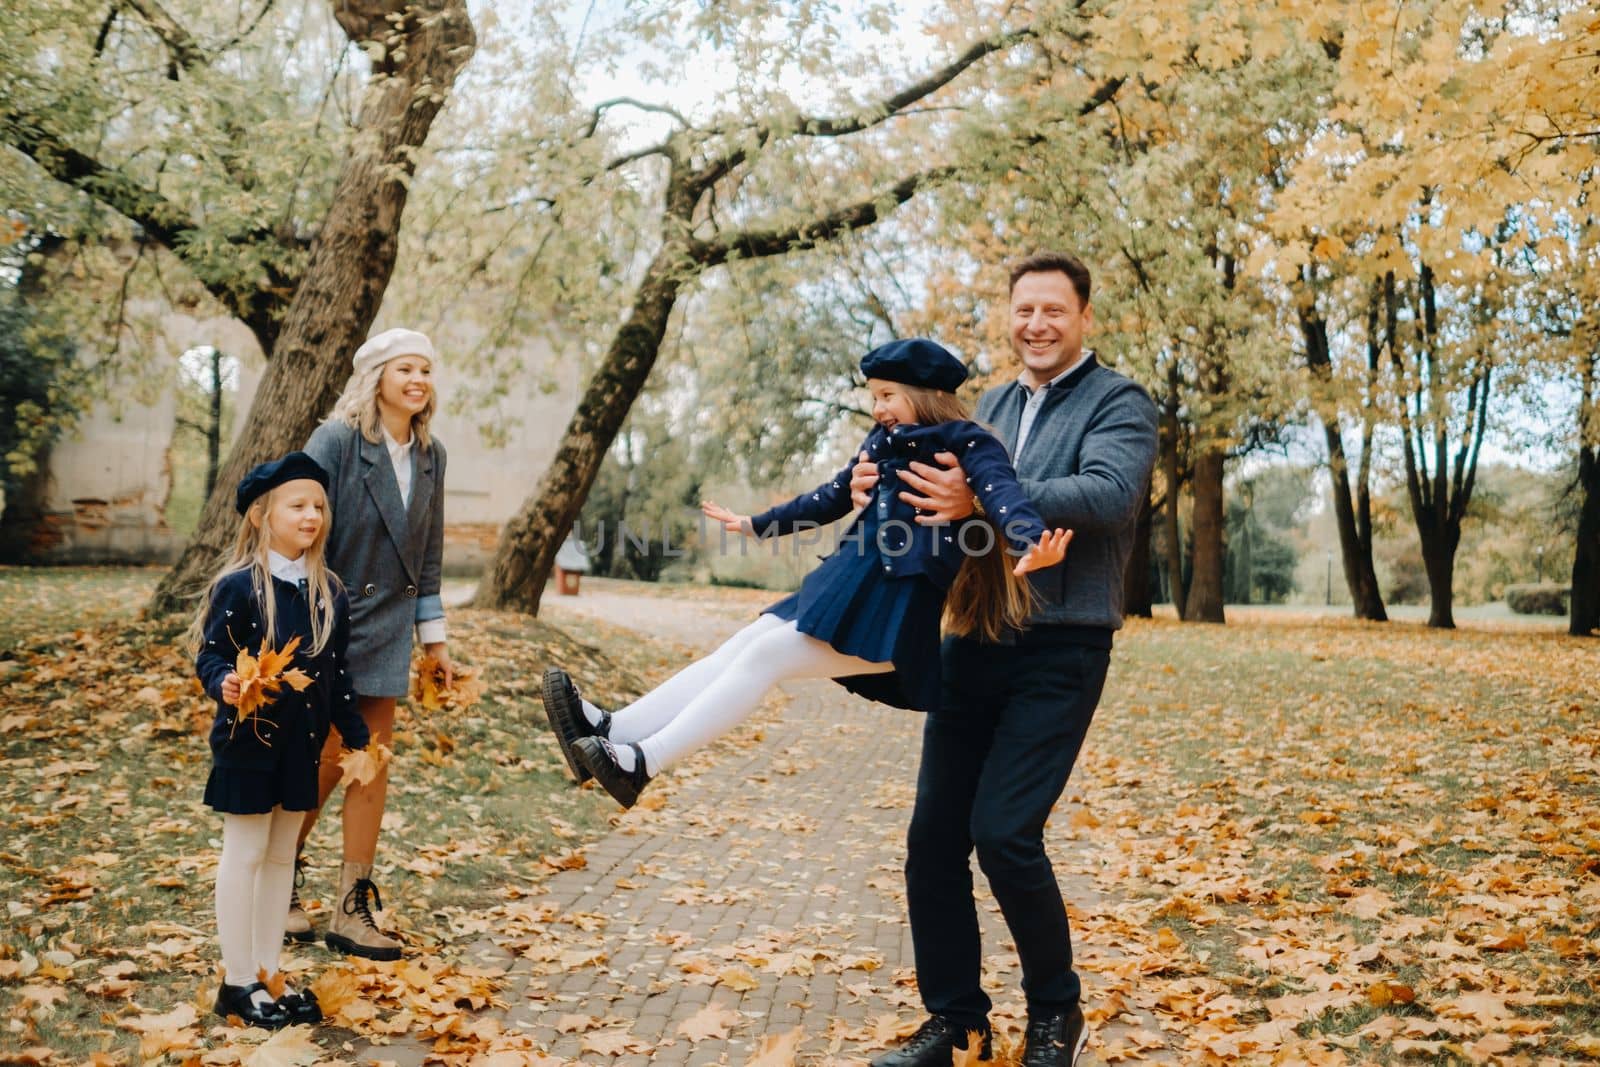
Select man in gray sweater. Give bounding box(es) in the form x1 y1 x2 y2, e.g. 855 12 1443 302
857 252 1158 1067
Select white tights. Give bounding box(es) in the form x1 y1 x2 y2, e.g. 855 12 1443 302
607 615 892 775
216 806 301 1002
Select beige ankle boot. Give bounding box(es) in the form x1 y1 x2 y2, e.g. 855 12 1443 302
324 861 402 961
284 855 315 943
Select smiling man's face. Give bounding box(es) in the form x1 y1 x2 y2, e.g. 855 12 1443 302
1010 269 1092 387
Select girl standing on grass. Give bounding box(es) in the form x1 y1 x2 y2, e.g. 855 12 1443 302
191 452 370 1029
543 338 1072 809
294 327 450 960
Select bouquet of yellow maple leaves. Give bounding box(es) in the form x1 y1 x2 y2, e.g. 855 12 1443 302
410 651 485 712
230 637 312 743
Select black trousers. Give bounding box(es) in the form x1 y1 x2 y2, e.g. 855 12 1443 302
905 627 1110 1030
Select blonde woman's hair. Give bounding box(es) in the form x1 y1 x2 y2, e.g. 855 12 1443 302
328 355 435 449
890 383 1039 643
185 483 341 658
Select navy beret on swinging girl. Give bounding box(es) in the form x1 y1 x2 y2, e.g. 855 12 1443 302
235 451 331 515
859 338 969 393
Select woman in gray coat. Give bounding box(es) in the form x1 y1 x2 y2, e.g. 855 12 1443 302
293 327 451 960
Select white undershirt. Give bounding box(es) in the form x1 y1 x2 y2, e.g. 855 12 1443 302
383 424 414 509
267 549 307 584
380 425 447 647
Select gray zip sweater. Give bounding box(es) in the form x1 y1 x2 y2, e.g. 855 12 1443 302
974 354 1159 633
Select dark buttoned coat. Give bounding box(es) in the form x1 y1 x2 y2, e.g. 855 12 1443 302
196 569 370 812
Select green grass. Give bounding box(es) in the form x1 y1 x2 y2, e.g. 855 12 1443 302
0 565 164 649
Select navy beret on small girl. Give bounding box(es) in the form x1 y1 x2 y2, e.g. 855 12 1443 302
859 338 969 393
235 451 331 515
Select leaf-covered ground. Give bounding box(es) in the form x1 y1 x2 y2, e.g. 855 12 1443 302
1 571 1596 1065
0 571 677 1066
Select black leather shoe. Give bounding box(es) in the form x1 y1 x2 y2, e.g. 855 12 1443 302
573 736 649 809
869 1016 991 1067
1021 1005 1087 1066
213 981 291 1029
278 989 322 1025
543 668 611 784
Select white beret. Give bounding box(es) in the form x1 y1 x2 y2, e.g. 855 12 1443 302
352 327 436 376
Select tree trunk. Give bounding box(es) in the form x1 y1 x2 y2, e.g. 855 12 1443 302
148 0 476 616
1572 446 1600 636
1420 527 1459 629
1158 381 1187 619
1186 444 1226 623
205 347 223 501
1388 265 1486 630
1302 303 1387 620
1571 351 1600 636
475 251 683 614
1123 490 1154 617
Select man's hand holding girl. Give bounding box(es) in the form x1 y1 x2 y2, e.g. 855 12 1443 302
851 451 976 522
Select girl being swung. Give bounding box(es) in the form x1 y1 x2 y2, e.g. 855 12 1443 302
190 453 370 1029
543 338 1071 809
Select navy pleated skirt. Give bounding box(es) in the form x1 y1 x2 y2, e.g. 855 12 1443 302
203 747 319 815
764 548 944 713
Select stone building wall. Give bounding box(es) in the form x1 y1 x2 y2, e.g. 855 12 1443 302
27 308 577 571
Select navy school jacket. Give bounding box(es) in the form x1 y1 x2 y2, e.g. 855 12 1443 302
195 569 370 770
749 420 1049 590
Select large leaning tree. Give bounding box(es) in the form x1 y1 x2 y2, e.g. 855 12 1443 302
473 17 1050 614
1 0 475 615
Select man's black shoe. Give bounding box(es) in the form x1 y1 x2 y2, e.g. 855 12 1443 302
869 1016 991 1067
1021 1005 1087 1066
543 667 610 784
573 736 650 809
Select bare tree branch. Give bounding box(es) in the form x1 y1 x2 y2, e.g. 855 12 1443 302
690 168 950 268
215 0 279 54
786 28 1033 139
603 142 674 172
585 96 694 138
123 0 208 75
683 28 1034 195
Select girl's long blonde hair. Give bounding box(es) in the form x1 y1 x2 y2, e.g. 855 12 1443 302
185 483 341 657
894 383 1037 643
328 356 435 449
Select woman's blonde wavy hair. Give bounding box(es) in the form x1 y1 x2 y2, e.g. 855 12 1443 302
185 483 340 657
328 355 435 449
891 383 1037 643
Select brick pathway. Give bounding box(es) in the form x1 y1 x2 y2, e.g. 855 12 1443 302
374 586 1172 1065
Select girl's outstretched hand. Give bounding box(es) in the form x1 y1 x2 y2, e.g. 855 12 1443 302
220 671 242 706
1013 528 1074 575
701 500 753 535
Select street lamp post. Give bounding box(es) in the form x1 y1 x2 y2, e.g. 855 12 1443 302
1326 549 1333 606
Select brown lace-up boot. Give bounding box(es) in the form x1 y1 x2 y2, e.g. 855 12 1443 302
284 855 315 943
323 862 402 961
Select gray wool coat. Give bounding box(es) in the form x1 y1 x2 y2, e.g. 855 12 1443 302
975 354 1158 632
304 420 447 697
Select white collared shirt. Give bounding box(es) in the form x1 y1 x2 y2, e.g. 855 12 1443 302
1015 355 1088 458
383 424 414 508
268 549 308 584
380 424 447 646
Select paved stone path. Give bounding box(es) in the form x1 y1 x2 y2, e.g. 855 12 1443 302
379 585 1171 1064
524 589 931 1064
